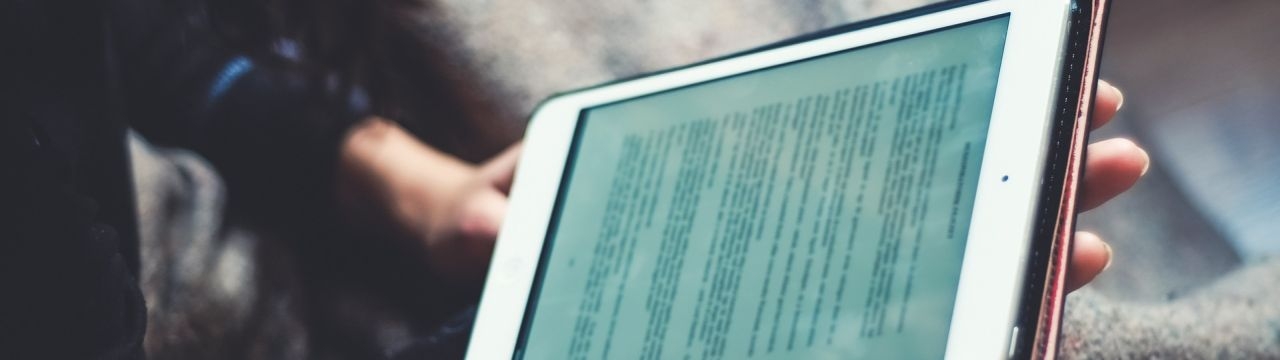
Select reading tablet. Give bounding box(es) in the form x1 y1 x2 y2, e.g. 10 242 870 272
468 0 1109 358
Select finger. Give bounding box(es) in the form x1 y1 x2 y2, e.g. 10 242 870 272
480 142 524 194
458 188 509 243
1079 138 1149 211
1065 231 1112 293
1090 80 1124 130
436 187 509 282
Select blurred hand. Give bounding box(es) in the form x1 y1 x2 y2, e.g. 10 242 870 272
338 117 520 283
420 143 521 283
1064 80 1148 292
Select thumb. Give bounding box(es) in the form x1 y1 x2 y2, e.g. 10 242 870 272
457 187 508 244
433 187 507 282
479 142 523 194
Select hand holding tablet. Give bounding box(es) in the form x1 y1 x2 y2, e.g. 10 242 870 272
1064 81 1142 292
467 1 1128 358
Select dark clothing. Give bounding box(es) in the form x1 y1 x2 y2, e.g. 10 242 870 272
109 0 369 223
2 0 147 358
1 0 366 357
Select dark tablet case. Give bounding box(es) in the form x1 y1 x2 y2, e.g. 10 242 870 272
1024 0 1113 359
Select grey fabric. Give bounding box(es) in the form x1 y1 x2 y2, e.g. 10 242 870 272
130 131 308 359
1062 259 1280 359
131 131 469 360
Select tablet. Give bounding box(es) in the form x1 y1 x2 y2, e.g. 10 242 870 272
468 0 1110 358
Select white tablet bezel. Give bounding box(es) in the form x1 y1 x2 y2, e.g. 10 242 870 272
468 1 1075 358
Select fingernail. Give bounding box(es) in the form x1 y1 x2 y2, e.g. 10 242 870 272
1115 88 1125 112
1102 242 1114 272
1138 147 1151 176
1102 81 1125 112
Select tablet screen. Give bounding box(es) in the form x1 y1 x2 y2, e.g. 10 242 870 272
519 15 1009 359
